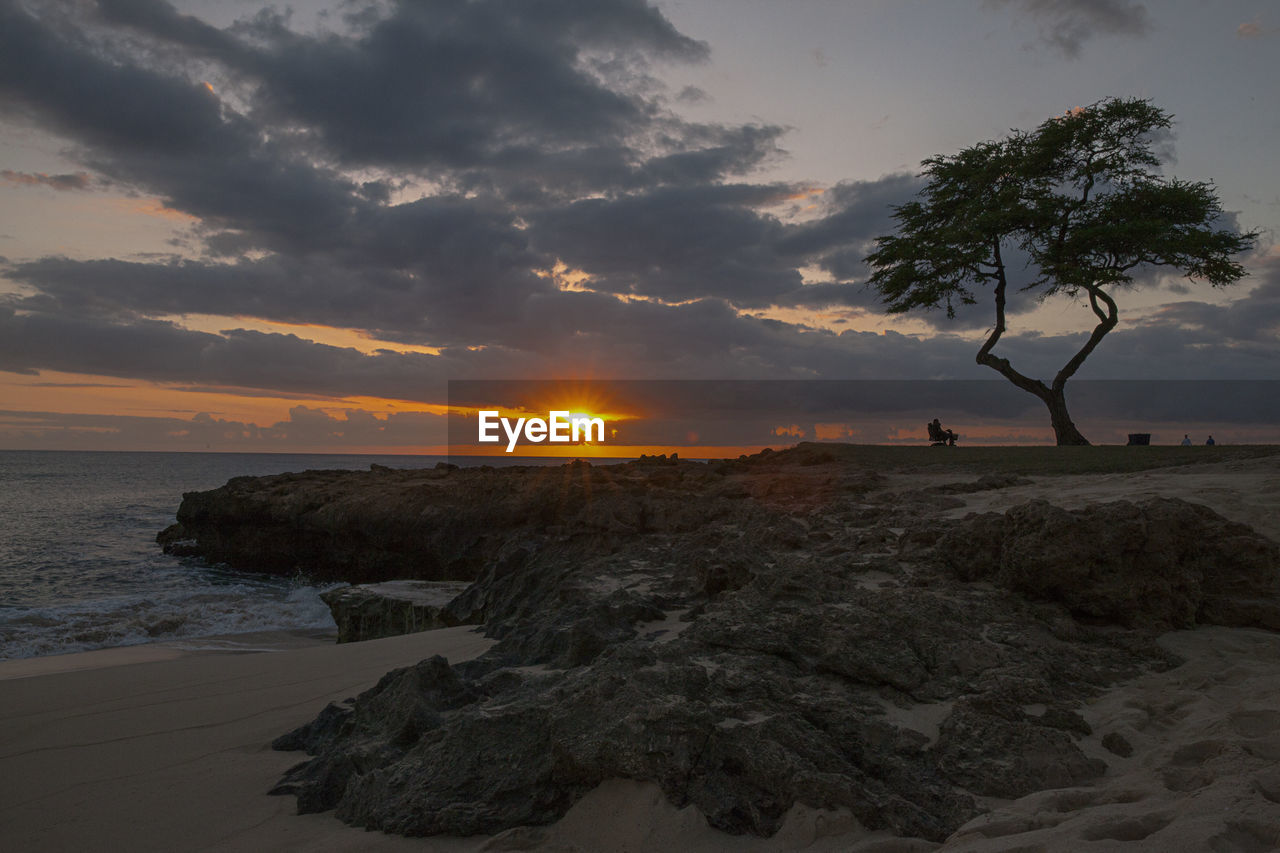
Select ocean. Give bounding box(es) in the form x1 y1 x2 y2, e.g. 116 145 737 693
0 450 565 661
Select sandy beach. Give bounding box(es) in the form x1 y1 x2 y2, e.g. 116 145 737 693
0 628 492 852
0 625 914 853
3 455 1280 852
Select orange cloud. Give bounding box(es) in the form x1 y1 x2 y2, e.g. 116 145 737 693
814 422 855 440
110 198 198 222
534 260 595 293
159 314 445 357
0 370 448 432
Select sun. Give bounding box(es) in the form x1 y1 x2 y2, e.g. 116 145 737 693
566 412 601 442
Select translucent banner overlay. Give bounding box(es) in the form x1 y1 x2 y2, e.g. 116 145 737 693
446 380 1280 459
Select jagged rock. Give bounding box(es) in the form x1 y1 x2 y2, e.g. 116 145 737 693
272 533 1175 842
933 697 1105 798
156 454 893 583
321 581 480 643
933 498 1280 630
154 453 1278 844
155 463 740 582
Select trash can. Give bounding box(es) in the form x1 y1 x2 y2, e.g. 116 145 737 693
1126 433 1151 446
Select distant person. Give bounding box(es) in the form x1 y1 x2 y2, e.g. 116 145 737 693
1181 434 1192 446
1206 435 1215 446
929 418 957 447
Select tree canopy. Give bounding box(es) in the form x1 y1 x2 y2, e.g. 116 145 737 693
865 97 1258 445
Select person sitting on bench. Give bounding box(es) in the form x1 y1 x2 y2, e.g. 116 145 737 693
928 418 957 446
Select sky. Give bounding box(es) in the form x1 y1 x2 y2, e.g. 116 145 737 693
0 0 1276 452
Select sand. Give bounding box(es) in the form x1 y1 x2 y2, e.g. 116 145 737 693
0 628 491 852
3 455 1279 852
942 626 1280 852
930 453 1280 541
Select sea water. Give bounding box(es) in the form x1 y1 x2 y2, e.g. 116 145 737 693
0 450 554 661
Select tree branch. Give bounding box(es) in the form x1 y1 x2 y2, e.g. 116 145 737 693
1087 289 1108 323
1053 285 1118 392
976 241 1050 400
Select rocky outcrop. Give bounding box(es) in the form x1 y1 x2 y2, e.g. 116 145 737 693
930 498 1280 630
266 466 1280 842
155 451 1280 842
321 581 480 643
273 557 1161 841
157 456 863 583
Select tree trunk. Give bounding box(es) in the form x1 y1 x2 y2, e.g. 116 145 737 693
1044 387 1090 445
975 246 1102 446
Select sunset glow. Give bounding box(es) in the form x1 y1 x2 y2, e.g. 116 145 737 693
0 1 1274 453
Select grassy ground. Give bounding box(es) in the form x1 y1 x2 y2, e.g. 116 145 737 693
768 442 1280 476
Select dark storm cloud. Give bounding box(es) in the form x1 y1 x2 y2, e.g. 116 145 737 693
0 0 369 254
0 1 240 162
767 174 1046 325
6 248 542 339
1125 263 1280 353
0 0 796 334
94 0 249 59
0 0 1269 417
527 183 805 307
228 0 706 170
0 304 463 399
0 294 997 394
87 0 773 195
986 0 1151 58
778 173 922 280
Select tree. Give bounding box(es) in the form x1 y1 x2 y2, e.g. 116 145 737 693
865 98 1257 445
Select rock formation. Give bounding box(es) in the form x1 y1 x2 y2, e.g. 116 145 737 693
321 581 480 643
273 544 1165 841
157 457 820 584
928 498 1280 630
155 449 1280 842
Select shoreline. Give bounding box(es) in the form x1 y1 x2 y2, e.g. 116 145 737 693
4 451 1279 851
4 621 1279 851
0 626 494 852
0 628 340 682
0 624 883 852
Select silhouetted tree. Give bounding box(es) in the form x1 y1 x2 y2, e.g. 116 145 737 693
865 98 1257 445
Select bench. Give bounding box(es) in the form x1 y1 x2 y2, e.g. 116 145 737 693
927 422 958 446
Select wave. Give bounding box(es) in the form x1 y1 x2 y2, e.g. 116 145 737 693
0 580 339 660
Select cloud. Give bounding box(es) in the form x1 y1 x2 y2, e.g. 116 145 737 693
1125 262 1280 352
0 170 94 191
81 0 772 198
1236 20 1263 39
676 85 708 103
8 373 1274 453
777 174 922 281
987 0 1151 58
0 0 1271 447
0 405 449 452
528 183 804 307
0 0 800 337
4 261 1278 413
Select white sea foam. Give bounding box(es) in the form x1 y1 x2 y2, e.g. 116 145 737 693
0 450 467 662
0 581 340 660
